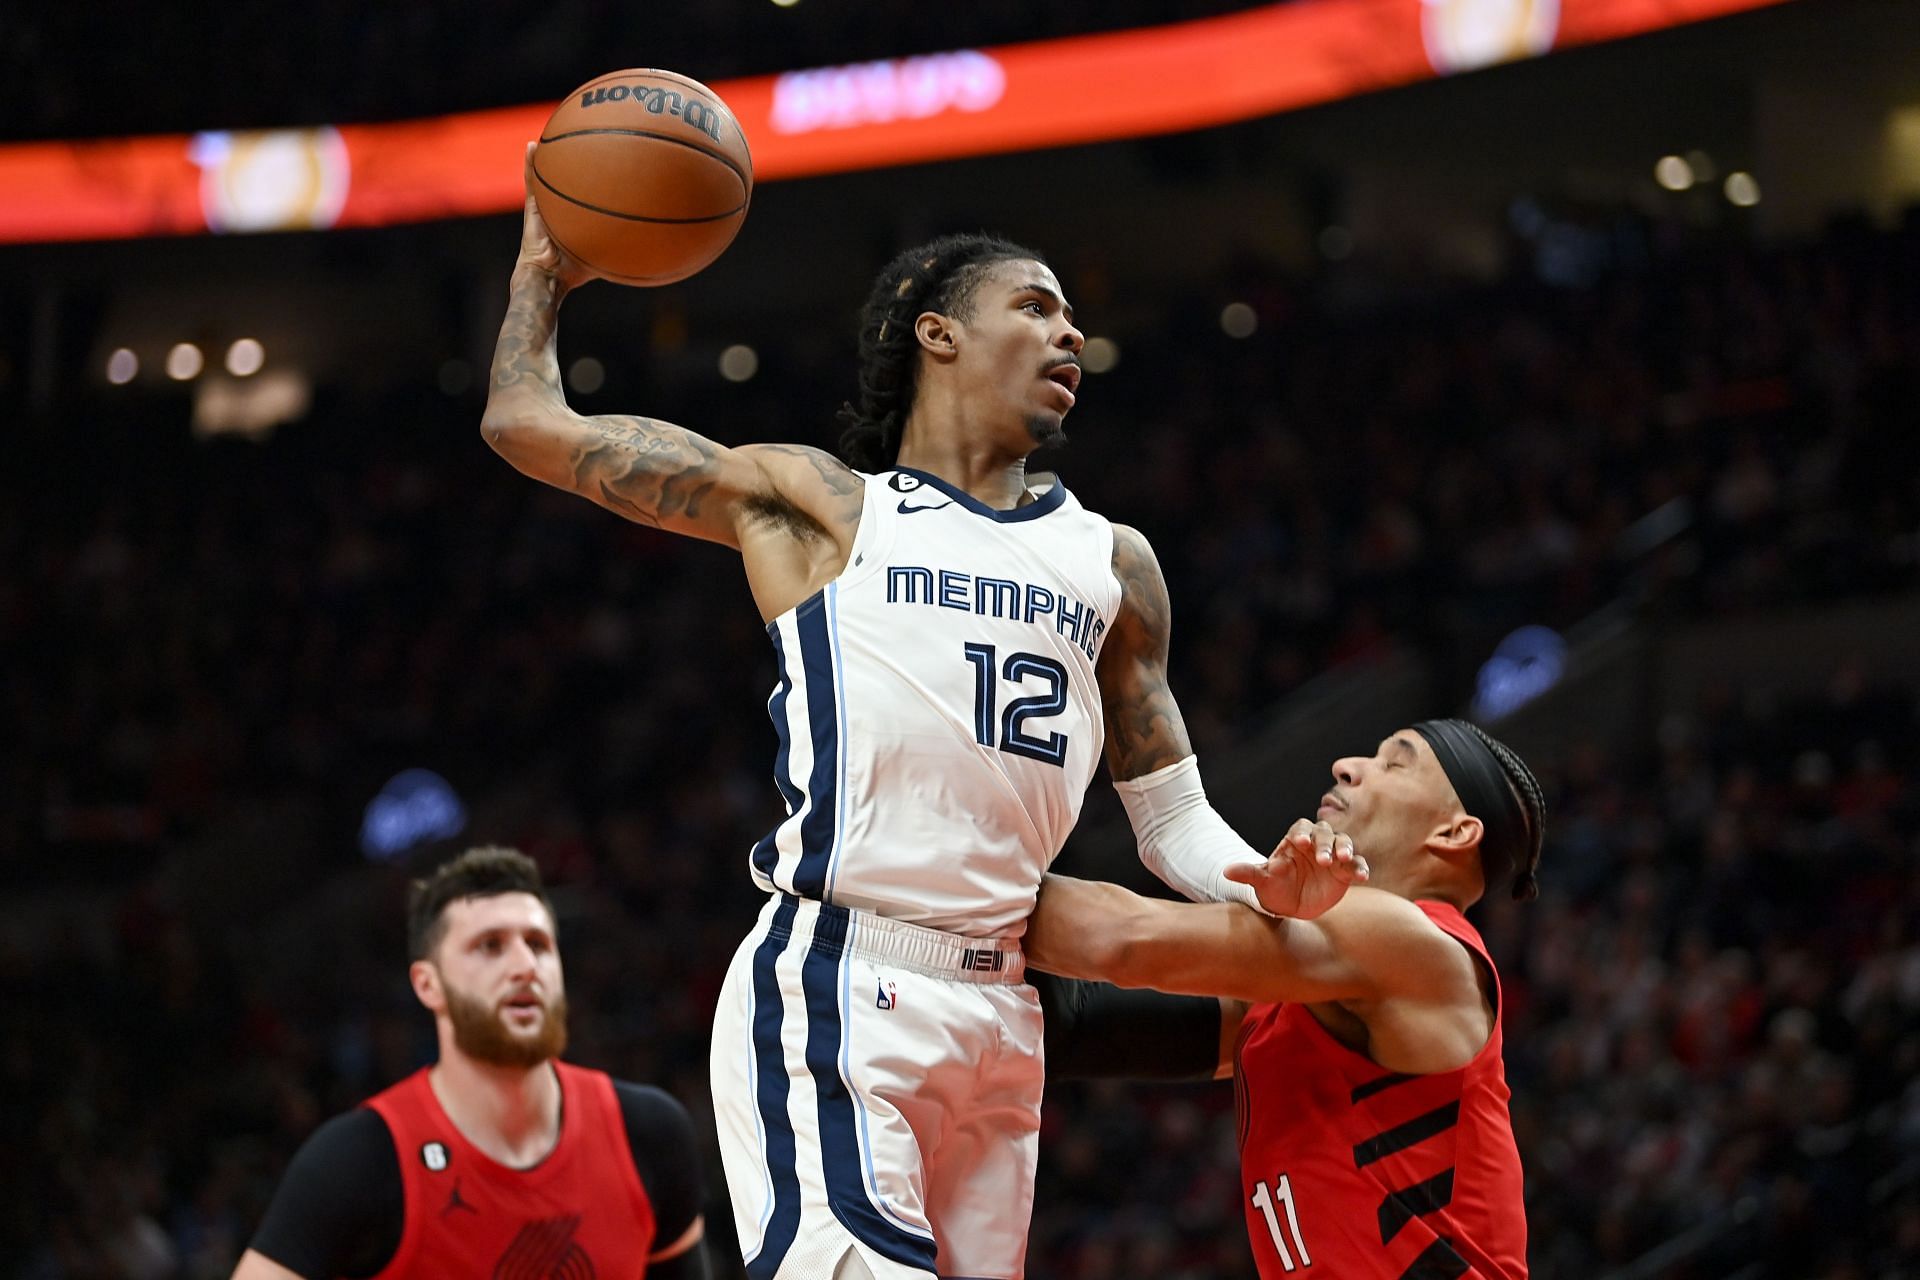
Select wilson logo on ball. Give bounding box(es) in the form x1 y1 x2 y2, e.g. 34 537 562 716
577 84 727 143
534 68 753 285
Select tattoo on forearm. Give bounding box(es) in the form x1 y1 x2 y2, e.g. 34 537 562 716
490 267 567 398
1103 527 1191 777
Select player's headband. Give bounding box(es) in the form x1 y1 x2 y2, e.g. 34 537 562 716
1410 719 1541 902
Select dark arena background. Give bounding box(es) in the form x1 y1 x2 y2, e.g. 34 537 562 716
4 1 1918 1276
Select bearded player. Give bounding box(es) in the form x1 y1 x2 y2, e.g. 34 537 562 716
233 846 709 1279
1029 721 1543 1278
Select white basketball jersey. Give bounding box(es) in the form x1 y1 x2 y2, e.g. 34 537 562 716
748 467 1120 937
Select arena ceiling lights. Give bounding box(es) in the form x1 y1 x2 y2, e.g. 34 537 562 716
0 0 1790 244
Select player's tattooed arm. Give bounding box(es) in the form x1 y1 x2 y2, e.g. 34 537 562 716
1097 524 1196 780
481 159 861 550
482 276 750 546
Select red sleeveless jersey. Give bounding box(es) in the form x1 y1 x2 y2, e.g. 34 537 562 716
1233 901 1527 1279
364 1061 657 1279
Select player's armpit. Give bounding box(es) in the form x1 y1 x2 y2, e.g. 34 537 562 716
1096 524 1195 781
734 443 866 545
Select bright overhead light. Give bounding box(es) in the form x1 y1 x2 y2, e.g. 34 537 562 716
719 344 759 383
1080 337 1119 374
106 348 138 385
1219 302 1258 339
771 0 800 7
1654 155 1694 191
1724 172 1761 207
166 343 204 381
225 338 264 377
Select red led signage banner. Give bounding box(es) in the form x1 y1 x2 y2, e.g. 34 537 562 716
0 0 1789 244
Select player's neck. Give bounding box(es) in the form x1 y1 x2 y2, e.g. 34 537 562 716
428 1054 563 1169
894 426 1037 511
1387 862 1472 911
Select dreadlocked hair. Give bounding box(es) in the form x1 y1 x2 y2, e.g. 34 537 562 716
836 233 1046 472
1456 722 1549 901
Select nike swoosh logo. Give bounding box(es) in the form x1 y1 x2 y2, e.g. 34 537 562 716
897 499 953 514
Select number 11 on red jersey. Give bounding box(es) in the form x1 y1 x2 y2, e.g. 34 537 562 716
1250 1172 1312 1271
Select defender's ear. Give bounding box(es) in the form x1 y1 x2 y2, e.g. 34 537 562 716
1428 814 1484 858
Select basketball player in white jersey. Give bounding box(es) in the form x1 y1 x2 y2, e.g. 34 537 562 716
483 148 1367 1280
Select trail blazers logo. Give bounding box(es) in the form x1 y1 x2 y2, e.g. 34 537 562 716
494 1214 594 1279
441 1177 479 1219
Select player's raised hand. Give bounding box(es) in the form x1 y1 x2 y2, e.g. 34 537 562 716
1223 818 1369 920
518 142 596 291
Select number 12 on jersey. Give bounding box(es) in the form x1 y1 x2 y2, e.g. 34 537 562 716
962 643 1069 767
1250 1173 1312 1271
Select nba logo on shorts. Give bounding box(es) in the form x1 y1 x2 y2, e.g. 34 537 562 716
876 979 898 1010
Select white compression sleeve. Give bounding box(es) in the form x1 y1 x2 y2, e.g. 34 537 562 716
1115 755 1271 913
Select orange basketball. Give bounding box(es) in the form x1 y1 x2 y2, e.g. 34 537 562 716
532 69 752 286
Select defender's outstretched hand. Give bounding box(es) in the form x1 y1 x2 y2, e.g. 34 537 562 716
1224 818 1369 920
519 142 596 292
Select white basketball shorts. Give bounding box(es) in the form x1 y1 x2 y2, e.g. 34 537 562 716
710 893 1044 1280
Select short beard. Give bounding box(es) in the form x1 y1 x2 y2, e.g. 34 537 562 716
1025 413 1067 452
444 985 568 1069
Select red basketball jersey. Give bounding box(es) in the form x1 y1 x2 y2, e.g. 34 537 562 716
1233 901 1527 1279
364 1061 657 1278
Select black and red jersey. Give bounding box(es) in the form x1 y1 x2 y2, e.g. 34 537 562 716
1234 901 1528 1279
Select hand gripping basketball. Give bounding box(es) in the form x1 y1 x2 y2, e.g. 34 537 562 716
529 68 753 286
519 143 596 291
